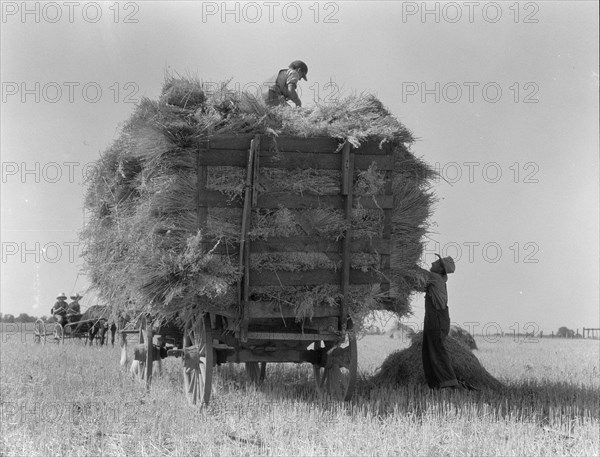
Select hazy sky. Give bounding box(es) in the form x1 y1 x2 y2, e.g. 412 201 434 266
1 1 598 334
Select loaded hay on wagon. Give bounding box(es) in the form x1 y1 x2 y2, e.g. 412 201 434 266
81 75 436 332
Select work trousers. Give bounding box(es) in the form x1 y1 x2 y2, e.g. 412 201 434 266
422 307 458 389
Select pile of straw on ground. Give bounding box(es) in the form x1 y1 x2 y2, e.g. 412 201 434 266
449 324 478 350
371 332 503 391
81 74 436 325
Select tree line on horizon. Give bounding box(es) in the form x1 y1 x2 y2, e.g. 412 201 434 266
0 313 54 323
0 313 590 338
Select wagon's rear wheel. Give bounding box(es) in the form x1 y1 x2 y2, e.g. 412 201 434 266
245 362 267 383
34 319 46 344
313 327 357 401
53 323 64 344
183 314 213 405
135 318 153 386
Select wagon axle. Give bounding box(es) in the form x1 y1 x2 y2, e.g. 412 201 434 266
133 344 169 362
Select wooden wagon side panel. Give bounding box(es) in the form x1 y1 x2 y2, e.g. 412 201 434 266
196 134 396 322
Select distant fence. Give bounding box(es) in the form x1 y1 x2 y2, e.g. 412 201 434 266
583 327 600 339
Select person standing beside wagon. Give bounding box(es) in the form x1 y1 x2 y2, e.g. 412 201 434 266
419 255 461 390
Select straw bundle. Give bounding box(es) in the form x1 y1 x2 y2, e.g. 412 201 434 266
81 73 436 325
371 332 502 391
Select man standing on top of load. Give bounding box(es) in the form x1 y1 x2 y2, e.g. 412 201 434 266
263 60 308 107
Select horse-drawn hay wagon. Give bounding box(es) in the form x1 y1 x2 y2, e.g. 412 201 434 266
82 78 436 406
119 133 403 404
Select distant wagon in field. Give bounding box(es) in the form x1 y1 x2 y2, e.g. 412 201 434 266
34 305 113 345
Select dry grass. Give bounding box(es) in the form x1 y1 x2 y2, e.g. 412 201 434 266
1 328 598 457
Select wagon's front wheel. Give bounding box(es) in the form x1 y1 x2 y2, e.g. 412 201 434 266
183 314 213 405
313 328 357 401
53 323 64 344
34 319 46 344
134 317 153 387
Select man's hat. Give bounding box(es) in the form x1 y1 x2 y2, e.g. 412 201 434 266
70 293 82 300
289 60 308 81
57 292 67 299
435 254 455 274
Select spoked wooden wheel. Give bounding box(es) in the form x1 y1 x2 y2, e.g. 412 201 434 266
34 319 46 344
245 362 267 383
53 323 64 344
183 314 213 405
135 317 153 386
313 327 358 401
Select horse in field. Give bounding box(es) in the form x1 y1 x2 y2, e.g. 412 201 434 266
77 305 113 345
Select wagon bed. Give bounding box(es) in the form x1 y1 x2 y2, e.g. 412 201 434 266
127 134 395 404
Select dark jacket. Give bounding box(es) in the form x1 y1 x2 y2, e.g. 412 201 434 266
52 300 67 315
422 270 451 334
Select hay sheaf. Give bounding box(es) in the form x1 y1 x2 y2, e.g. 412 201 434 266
81 74 436 323
372 332 503 391
449 324 478 350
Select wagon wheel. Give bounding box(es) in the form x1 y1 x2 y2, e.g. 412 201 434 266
183 314 213 405
66 323 84 345
34 319 46 345
135 318 153 385
313 328 358 401
119 323 129 368
53 323 64 344
245 362 267 383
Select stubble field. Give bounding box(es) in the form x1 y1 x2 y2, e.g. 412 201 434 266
0 324 598 456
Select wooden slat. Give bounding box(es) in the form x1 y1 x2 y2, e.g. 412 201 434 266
381 143 393 287
353 139 395 155
261 136 341 153
244 332 338 341
239 137 259 342
202 135 395 156
201 134 254 150
221 348 323 363
252 136 261 206
249 237 391 254
198 191 392 209
249 269 388 286
197 191 243 207
196 145 208 231
197 149 246 167
246 317 338 333
200 237 390 255
340 142 354 331
246 301 340 319
197 149 393 171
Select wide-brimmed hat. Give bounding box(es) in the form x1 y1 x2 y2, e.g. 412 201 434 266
57 292 67 299
435 254 455 274
70 293 83 300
